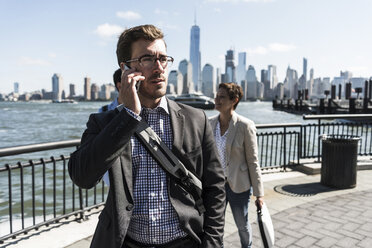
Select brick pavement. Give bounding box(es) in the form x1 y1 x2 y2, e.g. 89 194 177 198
224 170 372 248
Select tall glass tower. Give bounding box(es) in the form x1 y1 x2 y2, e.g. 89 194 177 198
190 23 201 92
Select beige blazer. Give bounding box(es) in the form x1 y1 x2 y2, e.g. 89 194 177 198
209 112 264 196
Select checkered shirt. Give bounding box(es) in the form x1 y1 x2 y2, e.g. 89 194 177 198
126 98 187 245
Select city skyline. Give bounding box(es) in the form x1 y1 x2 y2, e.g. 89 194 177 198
1 0 372 94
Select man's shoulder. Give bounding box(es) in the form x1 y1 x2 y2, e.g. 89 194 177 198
168 98 205 117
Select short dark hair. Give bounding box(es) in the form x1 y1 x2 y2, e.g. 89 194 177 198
116 24 164 66
218 82 243 109
113 68 121 91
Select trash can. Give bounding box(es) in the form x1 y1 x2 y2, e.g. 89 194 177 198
321 135 360 189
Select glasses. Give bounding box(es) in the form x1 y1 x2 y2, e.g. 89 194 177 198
126 55 174 69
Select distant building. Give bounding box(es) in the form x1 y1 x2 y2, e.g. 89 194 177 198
216 68 222 89
91 83 99 100
178 59 193 94
202 63 216 98
236 52 246 86
283 66 298 99
69 84 76 98
14 82 19 94
190 24 201 92
225 49 236 83
84 77 91 100
303 57 308 82
168 70 183 95
52 73 63 101
246 65 258 99
99 84 115 100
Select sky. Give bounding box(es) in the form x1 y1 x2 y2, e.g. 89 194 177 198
1 0 372 95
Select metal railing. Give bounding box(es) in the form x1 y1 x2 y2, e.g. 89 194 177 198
1 114 372 243
0 140 107 244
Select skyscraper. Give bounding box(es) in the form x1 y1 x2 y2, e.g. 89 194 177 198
190 24 201 92
237 52 246 85
225 49 236 83
84 77 91 100
52 73 63 101
202 63 215 98
178 59 193 94
303 57 308 82
14 82 19 94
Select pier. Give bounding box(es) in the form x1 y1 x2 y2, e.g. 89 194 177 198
273 79 372 115
1 114 372 247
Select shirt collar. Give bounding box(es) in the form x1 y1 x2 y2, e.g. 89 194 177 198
141 96 169 115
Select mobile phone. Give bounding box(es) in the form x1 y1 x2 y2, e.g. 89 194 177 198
123 64 141 90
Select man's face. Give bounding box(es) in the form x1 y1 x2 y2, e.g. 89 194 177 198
129 39 168 102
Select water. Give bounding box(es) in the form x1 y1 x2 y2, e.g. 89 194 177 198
0 100 307 149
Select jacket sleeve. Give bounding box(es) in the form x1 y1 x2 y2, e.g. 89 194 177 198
68 109 139 189
200 111 226 248
243 120 264 197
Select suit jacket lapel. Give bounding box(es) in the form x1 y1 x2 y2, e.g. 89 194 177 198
225 112 238 163
167 99 184 153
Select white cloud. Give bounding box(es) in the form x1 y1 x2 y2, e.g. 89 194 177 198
18 56 50 66
156 21 178 30
245 46 268 56
214 8 222 12
244 43 296 56
94 23 123 38
154 8 168 15
48 52 57 58
205 0 275 3
268 43 296 52
116 11 142 20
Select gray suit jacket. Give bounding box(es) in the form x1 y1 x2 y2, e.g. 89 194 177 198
68 99 226 248
209 112 264 196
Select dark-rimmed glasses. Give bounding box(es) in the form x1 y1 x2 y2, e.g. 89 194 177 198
126 55 174 69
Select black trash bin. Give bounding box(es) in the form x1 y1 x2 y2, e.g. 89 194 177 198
321 135 360 189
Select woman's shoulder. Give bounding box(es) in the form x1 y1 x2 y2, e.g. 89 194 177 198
235 113 255 126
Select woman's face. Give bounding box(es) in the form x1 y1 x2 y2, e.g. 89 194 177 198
215 88 236 113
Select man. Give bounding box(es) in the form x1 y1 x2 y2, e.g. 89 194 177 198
99 68 122 186
68 24 226 248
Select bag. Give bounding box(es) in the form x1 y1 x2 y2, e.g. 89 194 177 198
257 203 275 248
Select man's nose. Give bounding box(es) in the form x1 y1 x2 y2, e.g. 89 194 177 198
153 59 165 73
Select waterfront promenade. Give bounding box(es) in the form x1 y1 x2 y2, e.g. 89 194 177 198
2 158 372 248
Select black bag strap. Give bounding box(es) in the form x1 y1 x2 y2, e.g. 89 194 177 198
135 120 205 214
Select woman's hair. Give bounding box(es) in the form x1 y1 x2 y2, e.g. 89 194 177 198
218 82 243 109
116 24 164 66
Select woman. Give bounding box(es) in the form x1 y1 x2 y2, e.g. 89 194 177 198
210 82 264 248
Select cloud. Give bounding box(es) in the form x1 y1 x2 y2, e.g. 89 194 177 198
94 23 123 38
246 46 269 56
48 52 57 58
268 43 296 52
214 8 222 12
154 8 168 15
18 56 50 66
244 43 296 56
116 11 142 20
156 21 178 30
205 0 275 3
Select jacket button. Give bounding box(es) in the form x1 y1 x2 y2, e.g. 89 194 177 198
126 204 133 211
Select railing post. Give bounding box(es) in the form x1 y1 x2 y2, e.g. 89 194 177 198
318 119 321 162
283 127 287 171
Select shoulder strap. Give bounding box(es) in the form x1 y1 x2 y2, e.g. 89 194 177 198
135 120 205 214
101 105 109 112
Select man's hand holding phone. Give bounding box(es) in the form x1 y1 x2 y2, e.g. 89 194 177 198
119 64 145 115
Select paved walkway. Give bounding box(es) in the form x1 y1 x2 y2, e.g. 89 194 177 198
2 160 372 248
